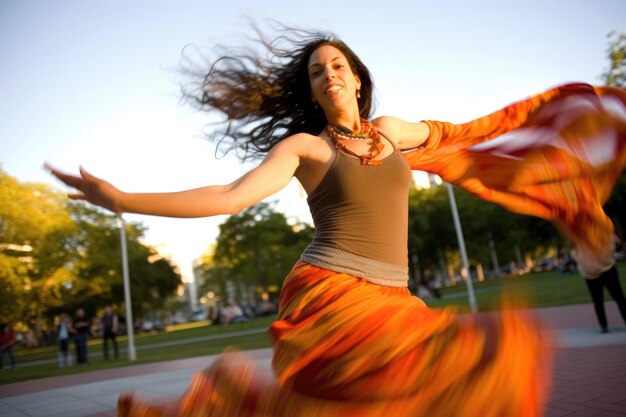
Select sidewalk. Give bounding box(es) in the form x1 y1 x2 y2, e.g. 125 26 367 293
1 303 624 417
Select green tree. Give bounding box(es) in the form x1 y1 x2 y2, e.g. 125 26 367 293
1 170 182 342
66 202 182 320
600 31 626 241
407 183 562 285
407 185 456 275
601 31 626 88
0 169 77 339
204 202 313 302
0 252 29 326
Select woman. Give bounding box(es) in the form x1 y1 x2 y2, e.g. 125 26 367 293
0 324 17 370
48 26 626 417
57 313 74 368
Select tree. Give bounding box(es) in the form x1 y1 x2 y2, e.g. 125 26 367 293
0 252 29 326
601 31 626 88
600 32 626 240
407 182 562 285
0 169 77 339
202 202 313 303
407 185 456 275
67 202 182 320
0 170 182 343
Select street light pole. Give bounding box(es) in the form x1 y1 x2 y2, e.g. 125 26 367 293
446 183 478 313
118 215 137 361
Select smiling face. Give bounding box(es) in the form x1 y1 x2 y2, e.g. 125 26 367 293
308 44 361 114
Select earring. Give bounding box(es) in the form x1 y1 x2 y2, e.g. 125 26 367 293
356 90 361 99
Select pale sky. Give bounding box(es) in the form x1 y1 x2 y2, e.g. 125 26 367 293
1 0 624 282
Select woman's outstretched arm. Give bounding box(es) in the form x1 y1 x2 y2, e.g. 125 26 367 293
45 136 302 218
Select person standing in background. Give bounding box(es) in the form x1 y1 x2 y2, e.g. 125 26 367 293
573 235 626 333
73 307 90 364
0 324 17 370
57 313 73 367
101 303 119 360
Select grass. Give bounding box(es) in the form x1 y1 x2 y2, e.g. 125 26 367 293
2 261 624 385
0 316 275 385
425 261 626 313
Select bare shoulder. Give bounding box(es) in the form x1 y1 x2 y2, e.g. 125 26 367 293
275 132 335 194
278 132 334 164
373 116 404 144
373 116 429 150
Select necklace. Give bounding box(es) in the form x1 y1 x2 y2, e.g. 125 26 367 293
326 118 385 166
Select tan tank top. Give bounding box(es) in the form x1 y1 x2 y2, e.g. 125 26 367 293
301 134 413 287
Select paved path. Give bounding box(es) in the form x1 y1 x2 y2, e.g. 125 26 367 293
1 303 624 417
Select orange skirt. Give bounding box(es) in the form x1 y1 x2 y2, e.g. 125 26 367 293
119 261 553 417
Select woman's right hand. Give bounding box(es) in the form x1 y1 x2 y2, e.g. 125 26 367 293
44 163 124 213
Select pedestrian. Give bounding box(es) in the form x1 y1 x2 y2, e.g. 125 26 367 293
220 299 247 325
56 313 73 367
101 303 119 359
572 235 626 333
0 324 17 370
47 23 626 417
72 307 90 364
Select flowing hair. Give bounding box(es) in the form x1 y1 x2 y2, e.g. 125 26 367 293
181 22 375 161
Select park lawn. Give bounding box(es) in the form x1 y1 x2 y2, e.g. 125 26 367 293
0 316 276 385
0 331 272 385
425 261 626 312
2 262 624 385
12 316 277 364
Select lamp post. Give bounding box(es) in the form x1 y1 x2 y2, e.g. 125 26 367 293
446 183 478 313
118 215 137 361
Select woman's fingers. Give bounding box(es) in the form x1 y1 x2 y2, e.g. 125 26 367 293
79 166 99 183
44 162 85 189
46 162 121 213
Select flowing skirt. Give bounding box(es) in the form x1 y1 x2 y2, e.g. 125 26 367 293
119 261 553 417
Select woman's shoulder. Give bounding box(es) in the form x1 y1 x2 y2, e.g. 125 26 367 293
280 132 326 147
373 116 403 143
373 116 430 150
276 132 333 160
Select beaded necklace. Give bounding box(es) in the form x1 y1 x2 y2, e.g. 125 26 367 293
326 118 385 166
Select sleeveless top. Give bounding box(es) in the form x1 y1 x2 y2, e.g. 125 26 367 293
301 134 413 287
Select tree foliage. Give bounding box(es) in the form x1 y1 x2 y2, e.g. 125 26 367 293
0 170 77 337
198 202 313 302
407 184 562 282
0 170 181 342
601 31 626 88
599 32 626 241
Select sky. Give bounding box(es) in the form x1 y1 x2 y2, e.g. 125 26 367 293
1 0 625 283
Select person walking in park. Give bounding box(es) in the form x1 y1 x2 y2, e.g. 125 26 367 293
48 23 626 417
101 303 119 360
0 324 17 370
573 234 626 333
72 307 90 365
56 313 73 368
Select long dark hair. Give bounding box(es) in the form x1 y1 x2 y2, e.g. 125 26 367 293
181 22 375 161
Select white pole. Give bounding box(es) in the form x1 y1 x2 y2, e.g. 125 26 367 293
446 183 478 313
119 216 137 361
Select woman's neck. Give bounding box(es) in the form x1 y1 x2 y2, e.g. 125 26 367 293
325 107 362 131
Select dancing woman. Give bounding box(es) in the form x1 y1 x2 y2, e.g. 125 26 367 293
48 25 626 417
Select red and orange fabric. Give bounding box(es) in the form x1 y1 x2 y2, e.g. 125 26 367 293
118 83 626 417
120 262 552 417
405 83 626 272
